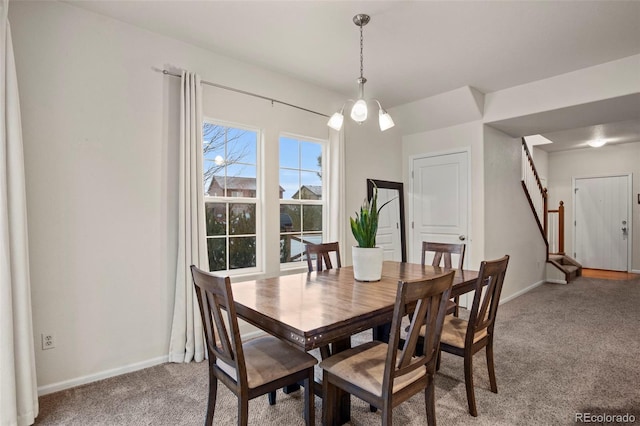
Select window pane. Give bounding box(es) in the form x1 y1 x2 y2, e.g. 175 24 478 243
225 166 257 198
228 128 257 165
206 203 226 236
207 238 227 271
279 169 300 200
300 142 322 172
303 234 323 245
279 137 299 169
230 237 256 269
203 123 226 162
205 174 222 197
280 233 304 264
281 204 301 232
229 203 256 235
302 205 323 231
300 171 322 200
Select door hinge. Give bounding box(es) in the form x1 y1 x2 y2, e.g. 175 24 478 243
411 221 414 229
574 187 579 193
411 170 414 178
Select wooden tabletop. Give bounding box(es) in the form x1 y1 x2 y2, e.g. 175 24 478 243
233 261 478 351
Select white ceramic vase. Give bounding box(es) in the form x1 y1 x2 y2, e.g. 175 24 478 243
352 246 384 282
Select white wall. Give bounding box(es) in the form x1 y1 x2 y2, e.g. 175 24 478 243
547 142 640 272
483 126 547 300
9 0 366 392
484 55 640 123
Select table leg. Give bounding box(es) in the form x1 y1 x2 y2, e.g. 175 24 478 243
330 338 351 425
373 322 391 343
282 383 301 394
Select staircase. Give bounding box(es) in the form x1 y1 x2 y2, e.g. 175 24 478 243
521 138 582 283
548 254 582 282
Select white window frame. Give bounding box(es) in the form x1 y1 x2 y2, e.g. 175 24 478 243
279 132 328 271
202 118 262 276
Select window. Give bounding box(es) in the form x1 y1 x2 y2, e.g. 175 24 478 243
279 135 325 265
203 121 259 272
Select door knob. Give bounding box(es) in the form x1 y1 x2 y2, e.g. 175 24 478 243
459 235 466 241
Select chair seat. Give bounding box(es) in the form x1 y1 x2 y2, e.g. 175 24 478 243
437 316 487 349
217 336 318 389
319 341 426 397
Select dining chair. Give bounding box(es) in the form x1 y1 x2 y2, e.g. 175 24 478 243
190 265 318 426
427 255 509 417
305 241 342 272
421 241 466 316
304 241 345 360
320 270 455 426
305 240 381 413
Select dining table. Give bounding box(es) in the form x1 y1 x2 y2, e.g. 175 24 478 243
232 260 479 425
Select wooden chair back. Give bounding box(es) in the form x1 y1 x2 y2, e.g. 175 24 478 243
190 266 247 389
385 271 455 389
466 255 510 342
421 241 466 269
305 242 341 272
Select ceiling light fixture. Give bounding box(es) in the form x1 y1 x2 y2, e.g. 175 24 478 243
327 14 395 132
587 139 607 148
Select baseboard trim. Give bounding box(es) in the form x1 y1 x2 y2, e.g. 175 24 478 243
500 279 546 305
546 279 568 284
37 331 268 396
37 355 169 396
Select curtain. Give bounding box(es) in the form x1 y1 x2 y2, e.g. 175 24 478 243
327 129 345 246
0 0 39 424
168 71 208 363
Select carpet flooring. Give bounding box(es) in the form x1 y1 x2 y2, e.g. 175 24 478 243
34 275 640 425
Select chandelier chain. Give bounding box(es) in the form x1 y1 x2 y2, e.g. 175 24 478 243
359 23 364 79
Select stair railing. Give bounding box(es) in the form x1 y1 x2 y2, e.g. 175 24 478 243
521 138 549 257
547 201 565 255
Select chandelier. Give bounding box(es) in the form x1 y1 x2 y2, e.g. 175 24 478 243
327 14 395 132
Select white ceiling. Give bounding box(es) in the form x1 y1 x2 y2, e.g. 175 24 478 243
61 0 640 151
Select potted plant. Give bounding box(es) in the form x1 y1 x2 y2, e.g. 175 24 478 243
350 182 393 281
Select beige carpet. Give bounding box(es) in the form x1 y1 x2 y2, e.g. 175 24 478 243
35 275 640 425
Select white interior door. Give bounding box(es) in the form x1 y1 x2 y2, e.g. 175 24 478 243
376 188 402 261
411 151 470 305
574 175 630 271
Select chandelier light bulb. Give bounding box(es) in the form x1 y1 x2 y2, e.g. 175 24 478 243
351 99 368 122
327 112 345 131
378 109 395 131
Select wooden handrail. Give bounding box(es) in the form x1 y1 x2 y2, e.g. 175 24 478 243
521 139 546 198
520 138 549 258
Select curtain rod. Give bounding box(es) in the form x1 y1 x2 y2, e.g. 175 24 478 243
161 69 329 118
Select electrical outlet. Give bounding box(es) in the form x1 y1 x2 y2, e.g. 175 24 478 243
41 333 56 350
